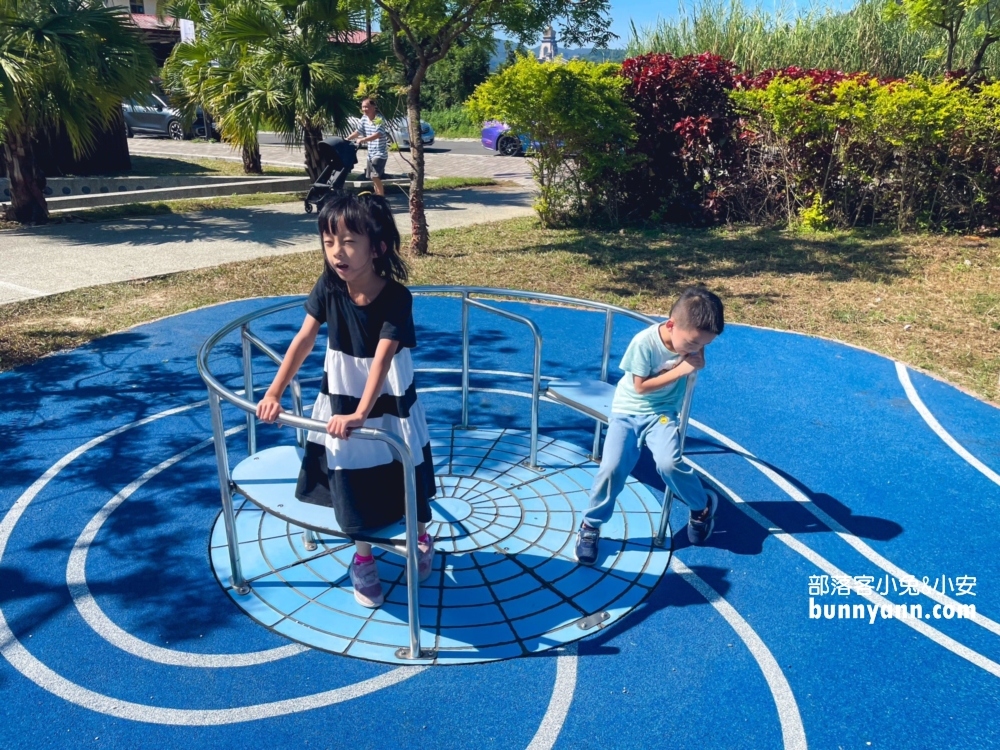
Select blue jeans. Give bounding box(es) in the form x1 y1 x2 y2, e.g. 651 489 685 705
584 412 708 529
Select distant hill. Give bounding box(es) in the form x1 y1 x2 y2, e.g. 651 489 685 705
489 41 626 70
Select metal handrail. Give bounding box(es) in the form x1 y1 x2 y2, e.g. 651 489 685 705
241 327 306 448
408 286 697 459
464 298 543 469
198 303 425 660
197 287 703 659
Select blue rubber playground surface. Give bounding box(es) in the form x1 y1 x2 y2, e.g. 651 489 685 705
2 292 999 749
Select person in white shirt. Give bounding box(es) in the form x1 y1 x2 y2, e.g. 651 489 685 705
347 98 389 196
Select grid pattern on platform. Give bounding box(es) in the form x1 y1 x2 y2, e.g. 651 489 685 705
210 427 670 665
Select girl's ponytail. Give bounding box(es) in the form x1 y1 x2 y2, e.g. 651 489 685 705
358 193 407 282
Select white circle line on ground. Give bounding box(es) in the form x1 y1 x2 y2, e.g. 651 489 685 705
526 644 578 750
670 557 808 750
66 426 307 667
687 458 1000 681
1 398 424 721
895 361 1000 487
0 637 424 726
689 418 1000 639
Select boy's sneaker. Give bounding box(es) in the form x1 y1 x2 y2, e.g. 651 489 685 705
575 523 600 565
687 489 719 545
350 557 384 608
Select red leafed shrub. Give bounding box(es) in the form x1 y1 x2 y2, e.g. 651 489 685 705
620 53 746 223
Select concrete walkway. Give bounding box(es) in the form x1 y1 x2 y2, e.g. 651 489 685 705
0 186 534 305
127 137 534 184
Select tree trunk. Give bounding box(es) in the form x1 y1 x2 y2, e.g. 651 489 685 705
242 141 262 174
303 122 325 182
967 34 998 80
406 84 429 255
2 128 48 224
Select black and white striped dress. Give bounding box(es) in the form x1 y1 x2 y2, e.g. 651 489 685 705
295 277 435 535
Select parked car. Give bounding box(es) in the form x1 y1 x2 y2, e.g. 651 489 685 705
122 93 185 139
122 93 221 140
391 118 435 148
343 116 435 149
481 121 528 156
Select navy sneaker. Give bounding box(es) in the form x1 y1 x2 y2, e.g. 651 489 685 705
687 489 719 545
575 523 600 565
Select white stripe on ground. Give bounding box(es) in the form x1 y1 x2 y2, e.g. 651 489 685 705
1 400 297 665
895 361 1000 487
0 641 423 724
672 558 808 750
1 399 422 720
687 459 1000 680
66 427 307 667
526 644 578 750
690 418 1000 639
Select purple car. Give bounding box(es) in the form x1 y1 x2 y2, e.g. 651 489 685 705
481 121 528 156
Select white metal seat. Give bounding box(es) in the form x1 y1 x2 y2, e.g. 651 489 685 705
231 445 408 551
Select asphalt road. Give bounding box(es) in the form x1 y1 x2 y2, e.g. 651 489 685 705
256 133 499 157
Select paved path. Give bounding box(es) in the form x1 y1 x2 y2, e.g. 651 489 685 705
0 186 534 305
128 136 534 184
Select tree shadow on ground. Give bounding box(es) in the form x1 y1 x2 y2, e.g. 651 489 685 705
501 224 911 292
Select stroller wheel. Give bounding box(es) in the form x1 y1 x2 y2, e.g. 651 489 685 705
304 200 314 214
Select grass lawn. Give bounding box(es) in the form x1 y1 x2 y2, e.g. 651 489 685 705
1 217 997 404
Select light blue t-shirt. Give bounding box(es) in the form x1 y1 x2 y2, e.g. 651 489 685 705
610 322 687 415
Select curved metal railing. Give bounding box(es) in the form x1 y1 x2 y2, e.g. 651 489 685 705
197 301 424 659
197 286 700 659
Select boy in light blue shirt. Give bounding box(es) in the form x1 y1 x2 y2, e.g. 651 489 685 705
575 287 725 565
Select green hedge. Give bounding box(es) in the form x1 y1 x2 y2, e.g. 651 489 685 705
423 106 482 139
732 73 1000 230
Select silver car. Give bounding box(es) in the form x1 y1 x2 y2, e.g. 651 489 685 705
122 93 185 139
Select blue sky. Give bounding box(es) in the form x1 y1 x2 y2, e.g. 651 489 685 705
607 0 673 42
603 1 855 45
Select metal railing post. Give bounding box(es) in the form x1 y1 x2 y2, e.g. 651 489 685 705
208 390 248 594
303 528 318 551
241 324 257 456
655 372 698 547
460 292 470 428
655 489 674 548
388 431 423 660
464 298 542 470
290 378 306 448
678 371 698 453
593 308 615 460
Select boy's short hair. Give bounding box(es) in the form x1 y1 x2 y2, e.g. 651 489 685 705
670 287 725 334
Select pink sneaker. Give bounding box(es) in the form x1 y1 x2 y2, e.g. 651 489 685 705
349 557 384 608
417 534 435 582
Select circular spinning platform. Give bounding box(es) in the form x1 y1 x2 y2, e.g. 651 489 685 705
210 426 671 665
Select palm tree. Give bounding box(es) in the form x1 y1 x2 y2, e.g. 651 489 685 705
162 0 273 174
165 0 377 180
0 0 156 223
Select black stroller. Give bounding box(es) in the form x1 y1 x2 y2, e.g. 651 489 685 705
303 136 358 213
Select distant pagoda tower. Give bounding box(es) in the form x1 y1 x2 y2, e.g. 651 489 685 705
538 25 558 62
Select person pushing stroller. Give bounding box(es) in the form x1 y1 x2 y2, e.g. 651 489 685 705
346 98 389 196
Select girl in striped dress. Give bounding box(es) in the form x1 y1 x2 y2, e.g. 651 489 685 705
256 192 436 608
